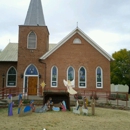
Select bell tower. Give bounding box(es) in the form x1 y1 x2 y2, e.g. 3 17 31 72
17 0 49 94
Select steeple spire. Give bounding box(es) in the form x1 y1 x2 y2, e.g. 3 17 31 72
24 0 46 26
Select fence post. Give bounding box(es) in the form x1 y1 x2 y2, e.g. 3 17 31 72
117 92 118 106
91 96 95 115
106 91 107 103
126 93 128 108
2 88 4 99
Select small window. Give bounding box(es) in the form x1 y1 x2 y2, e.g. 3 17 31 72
96 67 103 88
78 67 86 88
25 64 38 75
7 67 17 87
51 66 58 87
73 38 81 44
27 31 37 49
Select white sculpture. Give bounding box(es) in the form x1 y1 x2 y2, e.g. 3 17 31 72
63 79 77 95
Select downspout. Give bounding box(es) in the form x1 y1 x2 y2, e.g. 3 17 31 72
39 59 46 84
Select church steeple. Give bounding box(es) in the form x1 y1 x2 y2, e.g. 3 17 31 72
24 0 46 26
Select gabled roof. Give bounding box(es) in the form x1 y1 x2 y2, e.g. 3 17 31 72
0 43 56 62
0 43 18 62
24 0 46 26
40 27 114 61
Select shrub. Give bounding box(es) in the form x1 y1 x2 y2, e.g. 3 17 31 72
108 93 128 101
108 94 116 100
117 94 128 101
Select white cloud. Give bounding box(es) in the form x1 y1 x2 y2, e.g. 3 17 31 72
0 0 130 56
0 34 18 50
87 30 130 55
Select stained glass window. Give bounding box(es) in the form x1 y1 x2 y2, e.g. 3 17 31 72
25 64 38 75
96 67 103 88
51 66 58 87
67 67 74 81
7 67 16 86
79 67 86 88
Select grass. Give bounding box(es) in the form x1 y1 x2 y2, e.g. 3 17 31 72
0 107 130 130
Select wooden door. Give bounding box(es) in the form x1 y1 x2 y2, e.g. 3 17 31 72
28 77 37 95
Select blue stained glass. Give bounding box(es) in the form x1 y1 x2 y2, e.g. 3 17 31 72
97 67 101 82
52 66 57 81
80 67 85 81
68 67 74 81
97 68 101 75
53 67 57 75
25 65 38 75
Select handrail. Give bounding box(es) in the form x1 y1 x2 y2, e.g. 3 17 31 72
0 87 43 100
0 87 129 107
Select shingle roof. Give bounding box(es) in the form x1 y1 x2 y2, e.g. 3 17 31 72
0 43 57 62
0 43 18 62
24 0 46 26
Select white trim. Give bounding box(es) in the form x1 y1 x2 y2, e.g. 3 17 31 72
96 66 103 88
27 31 37 49
78 66 87 88
51 66 58 87
40 27 114 61
67 66 75 87
6 66 17 87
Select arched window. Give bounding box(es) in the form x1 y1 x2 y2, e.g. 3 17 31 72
51 66 58 87
67 66 75 87
67 66 75 81
7 67 17 87
27 31 37 49
96 67 103 88
78 67 86 88
73 38 81 44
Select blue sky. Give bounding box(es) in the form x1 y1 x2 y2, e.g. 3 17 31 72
0 0 130 55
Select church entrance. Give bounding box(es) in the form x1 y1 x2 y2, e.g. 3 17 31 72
28 77 38 95
24 64 39 96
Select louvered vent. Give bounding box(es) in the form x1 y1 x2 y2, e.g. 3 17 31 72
27 32 37 49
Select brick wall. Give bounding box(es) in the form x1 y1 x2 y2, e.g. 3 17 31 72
0 28 111 93
44 33 111 91
17 26 49 92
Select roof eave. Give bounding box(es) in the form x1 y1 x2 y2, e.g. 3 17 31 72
77 28 114 61
40 28 113 61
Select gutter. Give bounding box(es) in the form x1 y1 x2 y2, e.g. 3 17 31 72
39 59 46 84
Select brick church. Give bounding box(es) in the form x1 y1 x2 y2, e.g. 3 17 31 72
0 0 113 96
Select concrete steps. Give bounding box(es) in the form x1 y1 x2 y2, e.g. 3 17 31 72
0 99 8 107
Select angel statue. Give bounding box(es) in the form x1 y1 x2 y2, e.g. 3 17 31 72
63 79 77 95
